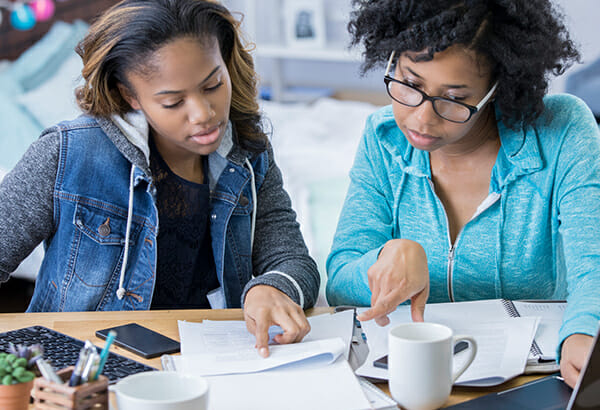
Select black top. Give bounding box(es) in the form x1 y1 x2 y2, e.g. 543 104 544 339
149 137 219 309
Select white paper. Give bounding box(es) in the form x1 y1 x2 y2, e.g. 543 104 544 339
513 301 565 361
355 302 538 386
168 337 345 376
167 310 370 410
179 309 354 359
204 357 371 410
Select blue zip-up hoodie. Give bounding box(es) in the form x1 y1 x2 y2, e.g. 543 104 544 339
327 94 600 348
0 112 319 311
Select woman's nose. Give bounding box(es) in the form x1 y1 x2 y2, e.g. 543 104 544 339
414 100 438 125
188 95 215 124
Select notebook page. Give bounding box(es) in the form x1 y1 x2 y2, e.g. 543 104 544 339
512 301 566 361
355 301 538 386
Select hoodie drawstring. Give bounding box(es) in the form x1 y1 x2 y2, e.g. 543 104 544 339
116 160 255 300
117 164 136 300
244 158 257 253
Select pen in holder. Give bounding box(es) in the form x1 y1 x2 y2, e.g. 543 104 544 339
31 366 108 410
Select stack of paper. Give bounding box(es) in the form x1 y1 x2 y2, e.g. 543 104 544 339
162 311 376 410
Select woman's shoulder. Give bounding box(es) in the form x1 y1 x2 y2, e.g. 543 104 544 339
53 114 101 130
539 93 598 133
364 104 396 132
532 94 600 164
37 115 102 142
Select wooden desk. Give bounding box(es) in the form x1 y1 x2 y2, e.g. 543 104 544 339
0 309 544 408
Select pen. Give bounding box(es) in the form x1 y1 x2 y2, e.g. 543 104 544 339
93 330 116 381
69 340 94 386
80 351 99 384
36 358 63 385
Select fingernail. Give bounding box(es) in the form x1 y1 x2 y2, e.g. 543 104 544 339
259 347 268 358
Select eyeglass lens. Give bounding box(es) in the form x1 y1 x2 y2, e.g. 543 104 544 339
387 81 471 122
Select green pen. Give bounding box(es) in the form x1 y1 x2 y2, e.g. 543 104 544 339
93 330 117 381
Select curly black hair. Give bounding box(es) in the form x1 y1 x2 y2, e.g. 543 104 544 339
348 0 581 128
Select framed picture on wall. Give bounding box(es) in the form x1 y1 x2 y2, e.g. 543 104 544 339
283 0 326 49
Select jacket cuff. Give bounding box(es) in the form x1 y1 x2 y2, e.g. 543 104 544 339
241 271 304 308
557 314 600 362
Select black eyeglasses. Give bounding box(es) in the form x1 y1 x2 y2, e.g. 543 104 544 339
384 51 498 123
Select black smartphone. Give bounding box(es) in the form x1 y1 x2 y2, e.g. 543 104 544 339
373 340 469 369
96 323 180 359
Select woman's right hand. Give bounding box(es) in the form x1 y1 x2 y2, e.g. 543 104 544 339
356 239 429 326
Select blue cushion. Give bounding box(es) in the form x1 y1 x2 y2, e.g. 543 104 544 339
9 20 89 92
0 97 43 170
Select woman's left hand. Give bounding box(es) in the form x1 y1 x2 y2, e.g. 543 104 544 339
243 285 311 358
560 333 594 387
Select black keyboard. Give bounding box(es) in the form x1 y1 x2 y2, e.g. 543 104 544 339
0 326 155 383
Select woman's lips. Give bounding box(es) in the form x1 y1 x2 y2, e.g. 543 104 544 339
190 124 221 145
406 129 440 149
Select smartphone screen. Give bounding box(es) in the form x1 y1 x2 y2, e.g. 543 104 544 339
373 340 469 369
96 323 180 359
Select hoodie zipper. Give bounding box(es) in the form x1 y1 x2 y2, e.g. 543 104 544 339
427 178 501 302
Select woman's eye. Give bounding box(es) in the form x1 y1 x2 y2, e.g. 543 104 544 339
162 101 183 109
403 79 421 88
446 95 466 102
205 82 223 92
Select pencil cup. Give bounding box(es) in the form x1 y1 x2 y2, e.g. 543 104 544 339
31 366 108 410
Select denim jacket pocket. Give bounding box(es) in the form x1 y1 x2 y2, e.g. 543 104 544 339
60 200 141 311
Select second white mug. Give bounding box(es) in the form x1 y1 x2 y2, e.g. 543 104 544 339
388 322 477 410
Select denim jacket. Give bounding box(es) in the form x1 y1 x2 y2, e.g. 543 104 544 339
327 94 600 348
0 113 319 312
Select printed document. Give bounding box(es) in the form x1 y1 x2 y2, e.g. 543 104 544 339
162 310 372 410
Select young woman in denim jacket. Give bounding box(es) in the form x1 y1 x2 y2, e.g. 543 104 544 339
326 0 600 386
0 0 319 357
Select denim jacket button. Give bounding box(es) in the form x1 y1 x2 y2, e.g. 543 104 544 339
98 218 111 236
229 167 235 173
239 195 249 206
211 214 217 220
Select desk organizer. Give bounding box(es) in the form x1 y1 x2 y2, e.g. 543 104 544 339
31 366 108 410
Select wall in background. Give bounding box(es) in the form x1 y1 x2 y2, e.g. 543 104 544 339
224 0 600 100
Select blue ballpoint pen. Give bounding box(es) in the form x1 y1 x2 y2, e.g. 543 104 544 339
93 330 117 381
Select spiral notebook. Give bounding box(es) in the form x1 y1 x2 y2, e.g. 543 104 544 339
356 299 565 384
500 299 566 371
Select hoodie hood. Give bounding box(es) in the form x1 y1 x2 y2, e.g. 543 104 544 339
107 110 235 181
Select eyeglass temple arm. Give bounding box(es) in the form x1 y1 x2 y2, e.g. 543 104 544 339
385 51 396 76
475 82 498 110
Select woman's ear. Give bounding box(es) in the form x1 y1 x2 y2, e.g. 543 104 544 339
118 83 141 110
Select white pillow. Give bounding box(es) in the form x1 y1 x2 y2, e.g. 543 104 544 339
16 52 84 129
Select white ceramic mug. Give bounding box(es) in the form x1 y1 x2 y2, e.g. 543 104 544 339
388 323 477 410
110 371 209 410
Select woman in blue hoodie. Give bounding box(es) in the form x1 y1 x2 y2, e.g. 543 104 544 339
0 0 319 357
326 0 600 386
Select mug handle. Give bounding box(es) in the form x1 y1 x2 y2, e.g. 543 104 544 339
451 336 477 383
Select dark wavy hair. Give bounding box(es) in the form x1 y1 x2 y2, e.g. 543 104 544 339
76 0 267 151
348 0 581 128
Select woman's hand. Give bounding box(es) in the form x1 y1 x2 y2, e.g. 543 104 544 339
357 239 429 326
243 285 310 358
560 333 594 387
